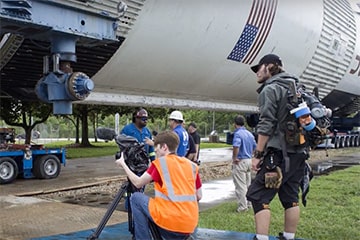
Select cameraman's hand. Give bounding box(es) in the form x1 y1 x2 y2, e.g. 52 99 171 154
115 152 126 168
144 137 154 146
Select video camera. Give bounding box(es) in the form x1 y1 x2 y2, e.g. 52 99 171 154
114 134 149 175
89 128 152 240
96 127 149 175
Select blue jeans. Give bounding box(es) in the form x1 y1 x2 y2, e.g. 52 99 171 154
125 176 145 211
130 192 191 240
124 186 145 211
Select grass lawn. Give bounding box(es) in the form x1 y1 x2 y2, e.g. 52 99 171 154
44 141 229 159
198 165 360 240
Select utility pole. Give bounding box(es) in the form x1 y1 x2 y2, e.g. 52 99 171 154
212 111 215 131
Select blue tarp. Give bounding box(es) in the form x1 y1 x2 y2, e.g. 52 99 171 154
31 222 305 240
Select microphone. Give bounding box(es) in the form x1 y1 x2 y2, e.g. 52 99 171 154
96 127 117 141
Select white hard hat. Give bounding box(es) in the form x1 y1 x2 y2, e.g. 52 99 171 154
169 110 184 121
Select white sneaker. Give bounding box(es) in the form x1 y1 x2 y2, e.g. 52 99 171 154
236 207 248 213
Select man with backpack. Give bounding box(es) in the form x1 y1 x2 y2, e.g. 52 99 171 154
246 54 309 240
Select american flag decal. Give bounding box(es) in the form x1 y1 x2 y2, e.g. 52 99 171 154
227 0 278 64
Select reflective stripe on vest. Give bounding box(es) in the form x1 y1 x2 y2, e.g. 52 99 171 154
154 156 197 202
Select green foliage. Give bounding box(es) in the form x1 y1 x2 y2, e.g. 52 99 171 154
1 102 244 144
0 98 51 143
182 110 238 137
199 166 360 240
0 98 49 124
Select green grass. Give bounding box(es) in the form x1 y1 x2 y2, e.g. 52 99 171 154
199 166 360 240
43 141 118 159
43 140 229 159
201 142 230 149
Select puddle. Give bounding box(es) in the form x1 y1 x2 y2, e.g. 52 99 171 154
310 158 360 175
199 179 235 204
60 191 116 208
1 195 48 206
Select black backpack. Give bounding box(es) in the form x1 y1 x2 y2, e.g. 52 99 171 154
273 79 332 148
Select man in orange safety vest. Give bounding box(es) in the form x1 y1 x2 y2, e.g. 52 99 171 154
116 130 202 240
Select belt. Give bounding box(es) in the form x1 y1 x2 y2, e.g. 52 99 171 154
234 158 251 161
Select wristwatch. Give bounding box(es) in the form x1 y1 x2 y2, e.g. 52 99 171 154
253 150 264 159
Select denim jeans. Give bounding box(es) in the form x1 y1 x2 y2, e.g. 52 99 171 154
130 192 191 240
124 185 145 211
125 174 145 211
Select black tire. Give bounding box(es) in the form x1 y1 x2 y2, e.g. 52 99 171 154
339 137 344 148
344 136 350 147
355 136 360 147
350 136 355 147
33 155 61 179
334 136 339 149
0 157 19 184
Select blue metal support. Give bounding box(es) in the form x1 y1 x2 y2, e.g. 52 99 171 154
51 33 78 63
0 0 119 114
0 0 118 42
36 71 94 115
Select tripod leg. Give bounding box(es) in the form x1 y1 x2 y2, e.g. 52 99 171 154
127 190 134 235
87 181 129 240
148 220 162 240
127 182 142 235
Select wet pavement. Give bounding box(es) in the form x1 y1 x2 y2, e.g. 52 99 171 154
1 148 233 196
0 155 126 196
199 178 235 211
1 148 359 240
0 148 235 240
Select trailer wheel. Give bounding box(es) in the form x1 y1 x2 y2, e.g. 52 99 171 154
339 137 344 148
333 136 339 149
344 136 350 147
0 157 18 184
33 155 61 179
355 136 359 147
349 136 355 147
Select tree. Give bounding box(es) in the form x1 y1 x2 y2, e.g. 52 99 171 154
0 98 51 144
72 104 92 147
62 113 81 144
70 104 135 147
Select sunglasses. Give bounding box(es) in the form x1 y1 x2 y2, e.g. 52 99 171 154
140 117 148 121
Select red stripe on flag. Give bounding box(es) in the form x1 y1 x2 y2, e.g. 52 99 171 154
250 0 263 26
246 0 257 24
246 0 278 64
242 0 278 64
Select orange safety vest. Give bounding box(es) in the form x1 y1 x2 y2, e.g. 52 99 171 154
149 155 199 233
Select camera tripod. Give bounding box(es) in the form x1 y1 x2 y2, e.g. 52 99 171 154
87 179 161 240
